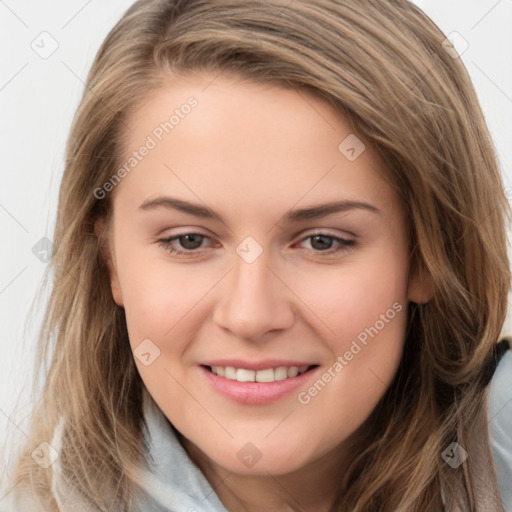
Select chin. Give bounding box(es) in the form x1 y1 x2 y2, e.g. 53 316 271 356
204 441 317 476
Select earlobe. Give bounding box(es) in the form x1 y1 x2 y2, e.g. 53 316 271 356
94 218 124 307
407 259 434 304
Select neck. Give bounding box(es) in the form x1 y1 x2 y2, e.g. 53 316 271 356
177 431 358 512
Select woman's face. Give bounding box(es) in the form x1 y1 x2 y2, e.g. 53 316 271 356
99 73 431 476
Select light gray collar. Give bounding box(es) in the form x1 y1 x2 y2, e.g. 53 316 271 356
131 393 229 512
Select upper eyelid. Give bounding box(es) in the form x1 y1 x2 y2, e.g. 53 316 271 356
159 230 354 247
160 228 353 239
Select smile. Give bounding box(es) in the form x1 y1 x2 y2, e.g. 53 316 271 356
207 365 311 382
199 363 319 405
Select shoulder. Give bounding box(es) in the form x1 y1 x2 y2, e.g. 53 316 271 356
0 492 41 512
488 338 512 511
1 415 96 512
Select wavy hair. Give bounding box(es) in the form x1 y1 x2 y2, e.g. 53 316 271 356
6 0 511 510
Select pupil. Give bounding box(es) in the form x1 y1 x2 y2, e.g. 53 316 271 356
178 235 333 251
181 234 203 249
311 235 332 250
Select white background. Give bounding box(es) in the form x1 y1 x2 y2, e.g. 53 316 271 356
1 0 512 498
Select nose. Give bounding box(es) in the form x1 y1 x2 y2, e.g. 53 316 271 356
212 251 295 342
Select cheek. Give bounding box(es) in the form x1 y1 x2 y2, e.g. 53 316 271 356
115 244 222 353
291 246 408 344
294 302 407 457
110 223 411 474
288 248 408 425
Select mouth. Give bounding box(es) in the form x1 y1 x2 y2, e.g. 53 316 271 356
202 364 316 382
199 363 320 405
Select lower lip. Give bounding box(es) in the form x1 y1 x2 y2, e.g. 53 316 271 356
199 365 319 405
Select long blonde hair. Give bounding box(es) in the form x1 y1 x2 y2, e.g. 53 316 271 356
6 0 510 510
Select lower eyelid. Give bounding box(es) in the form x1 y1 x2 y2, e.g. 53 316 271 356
158 233 354 255
158 233 211 251
297 235 355 253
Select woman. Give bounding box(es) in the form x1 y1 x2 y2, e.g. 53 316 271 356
4 0 511 510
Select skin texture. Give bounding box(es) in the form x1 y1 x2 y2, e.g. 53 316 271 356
97 73 432 511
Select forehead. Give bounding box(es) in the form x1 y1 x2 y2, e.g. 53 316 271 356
113 73 400 223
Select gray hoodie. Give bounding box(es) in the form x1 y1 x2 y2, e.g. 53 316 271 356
4 348 512 512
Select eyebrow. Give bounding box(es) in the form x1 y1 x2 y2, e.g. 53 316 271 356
138 196 381 223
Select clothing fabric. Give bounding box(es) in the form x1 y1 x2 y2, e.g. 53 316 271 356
489 341 512 512
3 393 228 512
3 343 512 512
129 396 229 512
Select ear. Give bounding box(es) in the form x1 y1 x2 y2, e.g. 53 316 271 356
407 257 434 304
94 218 124 307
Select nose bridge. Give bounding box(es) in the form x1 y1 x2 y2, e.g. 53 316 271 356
233 250 273 301
213 247 294 340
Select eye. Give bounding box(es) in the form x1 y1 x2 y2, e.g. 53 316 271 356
157 233 212 256
157 231 355 258
295 233 356 256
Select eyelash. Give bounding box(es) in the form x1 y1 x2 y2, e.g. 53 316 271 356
156 232 356 257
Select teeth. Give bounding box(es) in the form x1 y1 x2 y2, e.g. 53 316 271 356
209 365 310 382
236 368 255 382
274 366 288 381
224 366 236 380
256 368 274 383
287 366 299 378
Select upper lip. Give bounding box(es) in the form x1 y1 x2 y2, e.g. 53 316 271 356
201 359 317 371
